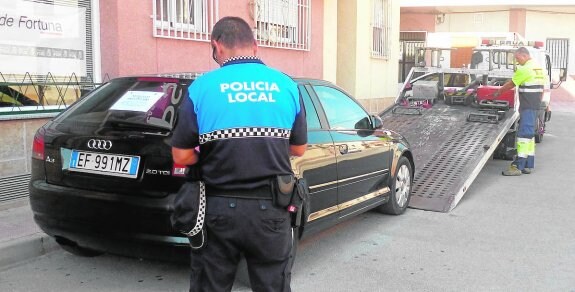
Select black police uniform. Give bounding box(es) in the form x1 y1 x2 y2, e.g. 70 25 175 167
171 57 307 292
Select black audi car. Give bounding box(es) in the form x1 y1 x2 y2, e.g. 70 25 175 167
29 74 414 260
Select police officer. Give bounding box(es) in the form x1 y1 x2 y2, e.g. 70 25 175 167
171 16 307 292
494 47 545 176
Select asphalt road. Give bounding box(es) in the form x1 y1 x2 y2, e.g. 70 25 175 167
1 110 574 292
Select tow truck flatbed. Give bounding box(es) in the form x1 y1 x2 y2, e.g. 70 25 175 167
380 103 519 212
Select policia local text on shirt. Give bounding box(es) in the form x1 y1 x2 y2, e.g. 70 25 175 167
171 16 307 292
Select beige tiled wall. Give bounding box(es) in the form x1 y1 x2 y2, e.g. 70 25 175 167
0 119 50 178
357 97 396 115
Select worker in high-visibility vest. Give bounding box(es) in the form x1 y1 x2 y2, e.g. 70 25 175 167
494 47 545 176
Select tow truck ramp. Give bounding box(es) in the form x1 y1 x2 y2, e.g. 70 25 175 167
381 103 519 212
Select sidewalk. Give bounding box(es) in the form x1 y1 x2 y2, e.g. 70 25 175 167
0 199 58 271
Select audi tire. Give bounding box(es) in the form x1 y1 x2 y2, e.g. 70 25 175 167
377 156 413 215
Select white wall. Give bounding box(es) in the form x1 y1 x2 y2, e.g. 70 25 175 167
525 11 575 75
431 10 575 75
323 0 338 83
337 0 400 100
355 0 400 100
436 11 510 33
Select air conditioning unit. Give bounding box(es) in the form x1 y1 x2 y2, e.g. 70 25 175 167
254 0 298 44
259 24 294 44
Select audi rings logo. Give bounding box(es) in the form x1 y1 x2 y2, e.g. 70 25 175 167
87 139 113 150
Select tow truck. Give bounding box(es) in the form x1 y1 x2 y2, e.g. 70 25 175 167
380 38 568 212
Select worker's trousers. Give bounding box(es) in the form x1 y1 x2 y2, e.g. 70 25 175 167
513 109 537 170
189 195 295 292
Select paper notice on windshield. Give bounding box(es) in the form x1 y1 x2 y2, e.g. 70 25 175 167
110 91 164 112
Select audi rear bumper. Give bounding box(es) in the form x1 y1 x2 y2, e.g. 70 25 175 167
29 179 190 262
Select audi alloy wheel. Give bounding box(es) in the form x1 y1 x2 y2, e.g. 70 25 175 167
378 156 413 215
395 163 411 208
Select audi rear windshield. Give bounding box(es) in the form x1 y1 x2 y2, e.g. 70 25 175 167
54 77 185 131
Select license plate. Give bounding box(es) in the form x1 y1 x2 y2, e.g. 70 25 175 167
69 150 140 179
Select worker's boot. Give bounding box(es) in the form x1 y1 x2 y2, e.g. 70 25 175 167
502 165 522 176
522 168 532 174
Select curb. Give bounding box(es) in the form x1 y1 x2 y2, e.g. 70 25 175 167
0 232 59 271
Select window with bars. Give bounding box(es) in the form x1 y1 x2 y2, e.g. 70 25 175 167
372 0 391 59
254 0 311 51
153 0 217 41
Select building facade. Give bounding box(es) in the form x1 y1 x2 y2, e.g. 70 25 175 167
400 1 575 79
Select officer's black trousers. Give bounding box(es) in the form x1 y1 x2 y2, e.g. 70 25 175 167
189 196 295 292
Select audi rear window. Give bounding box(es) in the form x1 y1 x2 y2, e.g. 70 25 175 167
54 78 185 131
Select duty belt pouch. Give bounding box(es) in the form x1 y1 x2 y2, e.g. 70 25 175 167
271 174 296 208
170 181 207 250
291 178 310 228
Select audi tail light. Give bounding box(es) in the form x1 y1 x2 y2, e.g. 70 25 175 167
32 127 45 160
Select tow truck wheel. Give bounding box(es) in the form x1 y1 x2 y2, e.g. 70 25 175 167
535 130 543 143
535 111 545 143
378 156 413 215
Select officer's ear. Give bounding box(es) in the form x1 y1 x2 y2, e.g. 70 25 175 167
252 39 258 55
211 44 218 64
211 40 222 65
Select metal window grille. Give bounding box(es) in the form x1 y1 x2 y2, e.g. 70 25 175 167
0 72 107 118
153 0 218 41
372 0 391 59
254 0 311 51
546 38 569 70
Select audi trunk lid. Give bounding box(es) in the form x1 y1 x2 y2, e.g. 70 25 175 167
41 77 192 198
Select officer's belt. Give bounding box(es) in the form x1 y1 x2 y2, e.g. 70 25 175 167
205 185 272 199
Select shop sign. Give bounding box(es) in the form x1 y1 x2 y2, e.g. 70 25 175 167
0 0 87 76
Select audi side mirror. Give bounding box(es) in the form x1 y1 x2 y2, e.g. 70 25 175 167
371 115 383 130
354 116 371 130
355 115 383 137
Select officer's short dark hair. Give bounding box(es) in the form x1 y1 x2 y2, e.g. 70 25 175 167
211 17 255 49
515 47 530 56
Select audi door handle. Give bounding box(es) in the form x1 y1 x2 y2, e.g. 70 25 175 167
339 144 348 155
